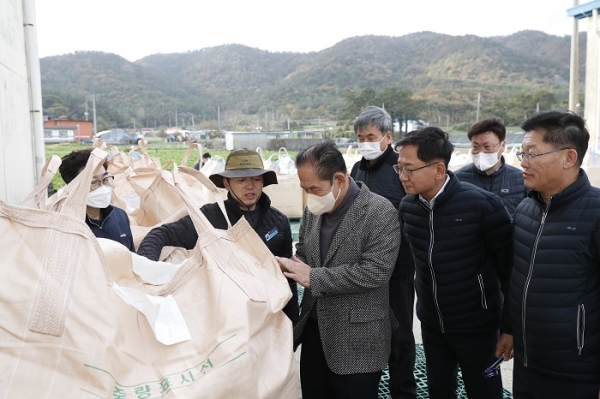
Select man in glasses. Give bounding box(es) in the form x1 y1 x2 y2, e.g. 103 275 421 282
510 111 600 399
396 127 513 399
59 149 135 251
455 118 526 216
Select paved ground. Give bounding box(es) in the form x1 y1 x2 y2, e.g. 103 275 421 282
295 303 514 398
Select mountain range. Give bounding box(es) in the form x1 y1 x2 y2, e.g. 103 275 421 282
40 30 585 130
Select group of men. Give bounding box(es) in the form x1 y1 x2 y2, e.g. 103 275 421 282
279 107 600 399
61 106 600 399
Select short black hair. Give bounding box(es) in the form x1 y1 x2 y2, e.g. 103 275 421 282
296 141 346 181
353 106 393 135
202 152 211 159
520 111 589 167
59 149 108 184
396 127 454 168
468 118 506 141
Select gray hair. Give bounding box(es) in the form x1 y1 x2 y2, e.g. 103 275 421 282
353 106 393 135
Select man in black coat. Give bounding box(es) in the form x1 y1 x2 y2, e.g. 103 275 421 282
454 118 526 216
350 106 416 399
397 127 513 399
137 149 298 324
510 111 600 399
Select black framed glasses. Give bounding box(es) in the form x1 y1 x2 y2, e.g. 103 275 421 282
393 163 439 177
516 148 572 162
482 356 504 379
90 176 114 190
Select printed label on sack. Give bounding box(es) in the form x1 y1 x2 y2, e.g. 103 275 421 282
79 335 244 398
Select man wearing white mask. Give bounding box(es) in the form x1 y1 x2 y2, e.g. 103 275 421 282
455 118 526 215
277 141 400 399
350 106 417 399
59 149 135 251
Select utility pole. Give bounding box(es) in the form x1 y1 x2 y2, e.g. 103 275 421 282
92 94 97 136
217 107 221 131
84 101 89 121
175 108 178 127
475 92 481 122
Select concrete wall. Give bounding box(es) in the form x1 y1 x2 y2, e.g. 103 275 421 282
0 0 37 203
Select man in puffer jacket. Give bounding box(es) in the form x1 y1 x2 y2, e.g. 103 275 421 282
137 149 298 324
510 111 600 399
397 127 513 399
454 118 526 216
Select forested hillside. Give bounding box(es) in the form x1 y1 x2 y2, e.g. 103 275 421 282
40 30 585 131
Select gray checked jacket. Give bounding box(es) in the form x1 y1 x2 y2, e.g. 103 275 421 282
294 182 400 375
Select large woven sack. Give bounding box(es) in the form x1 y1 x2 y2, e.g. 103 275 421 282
200 154 226 177
0 153 298 398
342 145 362 175
264 148 304 218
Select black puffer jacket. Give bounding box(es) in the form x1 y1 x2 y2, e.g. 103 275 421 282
137 193 299 324
399 172 513 334
351 145 414 277
510 170 600 382
454 157 526 216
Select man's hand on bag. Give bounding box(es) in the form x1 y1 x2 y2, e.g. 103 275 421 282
276 256 311 289
495 333 514 361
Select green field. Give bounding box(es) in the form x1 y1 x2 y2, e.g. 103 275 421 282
45 142 296 189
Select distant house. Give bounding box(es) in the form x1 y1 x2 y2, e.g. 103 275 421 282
43 126 76 144
44 119 93 143
224 130 321 150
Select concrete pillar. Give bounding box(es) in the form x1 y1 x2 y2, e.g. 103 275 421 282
569 0 579 113
0 0 38 203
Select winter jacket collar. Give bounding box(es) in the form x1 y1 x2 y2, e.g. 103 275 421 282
224 191 272 225
357 145 396 171
528 169 590 209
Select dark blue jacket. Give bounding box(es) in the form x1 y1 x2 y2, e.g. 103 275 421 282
510 169 600 382
454 157 526 216
399 172 512 334
351 145 414 277
86 205 135 251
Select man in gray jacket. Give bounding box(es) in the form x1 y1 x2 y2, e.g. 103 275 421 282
277 141 400 399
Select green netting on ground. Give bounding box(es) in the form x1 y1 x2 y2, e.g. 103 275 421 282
296 285 513 399
377 344 513 399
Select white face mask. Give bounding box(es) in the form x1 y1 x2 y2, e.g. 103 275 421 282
87 185 112 209
473 151 500 171
306 180 341 216
358 137 386 160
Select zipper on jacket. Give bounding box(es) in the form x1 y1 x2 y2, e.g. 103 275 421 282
522 199 550 367
577 304 586 355
87 208 113 230
427 207 445 333
477 274 488 310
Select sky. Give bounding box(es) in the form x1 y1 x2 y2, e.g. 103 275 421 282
35 0 583 62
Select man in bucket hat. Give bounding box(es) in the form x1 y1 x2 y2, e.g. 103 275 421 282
138 149 299 323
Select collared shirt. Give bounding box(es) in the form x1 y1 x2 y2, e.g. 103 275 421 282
419 174 451 209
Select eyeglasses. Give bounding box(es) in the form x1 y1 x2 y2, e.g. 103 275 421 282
90 176 114 190
393 163 439 177
516 148 572 162
482 357 504 379
472 142 501 154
